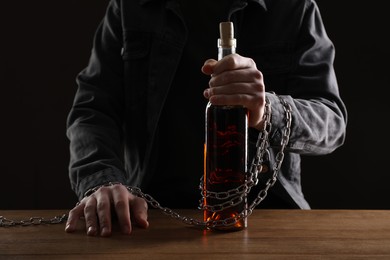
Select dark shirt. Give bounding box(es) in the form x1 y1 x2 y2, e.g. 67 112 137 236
67 0 347 209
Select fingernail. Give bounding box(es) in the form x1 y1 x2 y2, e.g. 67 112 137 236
143 220 149 229
204 89 210 98
87 226 97 236
100 227 110 237
65 224 71 231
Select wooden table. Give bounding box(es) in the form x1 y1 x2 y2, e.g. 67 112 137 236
1 209 390 259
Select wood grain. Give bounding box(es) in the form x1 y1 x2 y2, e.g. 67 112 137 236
1 209 389 259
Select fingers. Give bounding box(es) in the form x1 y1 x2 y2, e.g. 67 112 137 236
65 196 107 237
201 59 218 75
203 54 263 101
202 54 266 129
205 69 263 96
65 202 84 233
65 184 150 237
95 187 112 237
130 196 149 229
84 197 99 236
112 184 132 234
111 185 149 234
204 75 263 107
202 54 255 76
72 188 113 237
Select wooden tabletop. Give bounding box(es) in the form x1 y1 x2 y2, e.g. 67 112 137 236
1 209 390 259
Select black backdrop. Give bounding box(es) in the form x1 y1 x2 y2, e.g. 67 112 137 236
0 1 388 210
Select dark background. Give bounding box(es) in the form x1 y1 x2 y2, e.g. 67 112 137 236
0 1 388 210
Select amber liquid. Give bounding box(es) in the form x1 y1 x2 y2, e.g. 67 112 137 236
204 103 248 231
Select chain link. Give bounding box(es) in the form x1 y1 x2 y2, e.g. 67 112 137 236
0 95 292 229
0 214 68 227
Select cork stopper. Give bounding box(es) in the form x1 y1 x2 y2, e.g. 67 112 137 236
219 22 236 48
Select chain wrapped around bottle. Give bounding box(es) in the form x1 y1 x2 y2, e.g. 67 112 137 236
197 98 272 225
129 94 292 229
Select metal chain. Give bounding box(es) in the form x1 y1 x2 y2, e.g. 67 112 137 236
246 94 292 216
0 214 68 227
0 95 292 229
129 95 292 229
198 97 273 213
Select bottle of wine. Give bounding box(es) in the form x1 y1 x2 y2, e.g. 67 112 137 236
204 22 248 231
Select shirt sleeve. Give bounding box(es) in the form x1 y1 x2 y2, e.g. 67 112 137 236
265 0 347 155
66 0 127 200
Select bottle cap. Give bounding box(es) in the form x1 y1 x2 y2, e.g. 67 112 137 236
219 22 236 48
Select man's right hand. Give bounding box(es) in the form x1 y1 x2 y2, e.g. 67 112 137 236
65 183 149 236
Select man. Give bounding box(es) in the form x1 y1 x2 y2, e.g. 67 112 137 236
65 0 347 236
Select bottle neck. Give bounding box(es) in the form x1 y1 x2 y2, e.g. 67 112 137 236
217 38 236 60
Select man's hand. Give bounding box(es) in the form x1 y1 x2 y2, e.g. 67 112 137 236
202 53 266 130
65 183 149 236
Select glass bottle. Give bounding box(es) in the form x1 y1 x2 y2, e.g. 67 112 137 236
204 22 248 231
